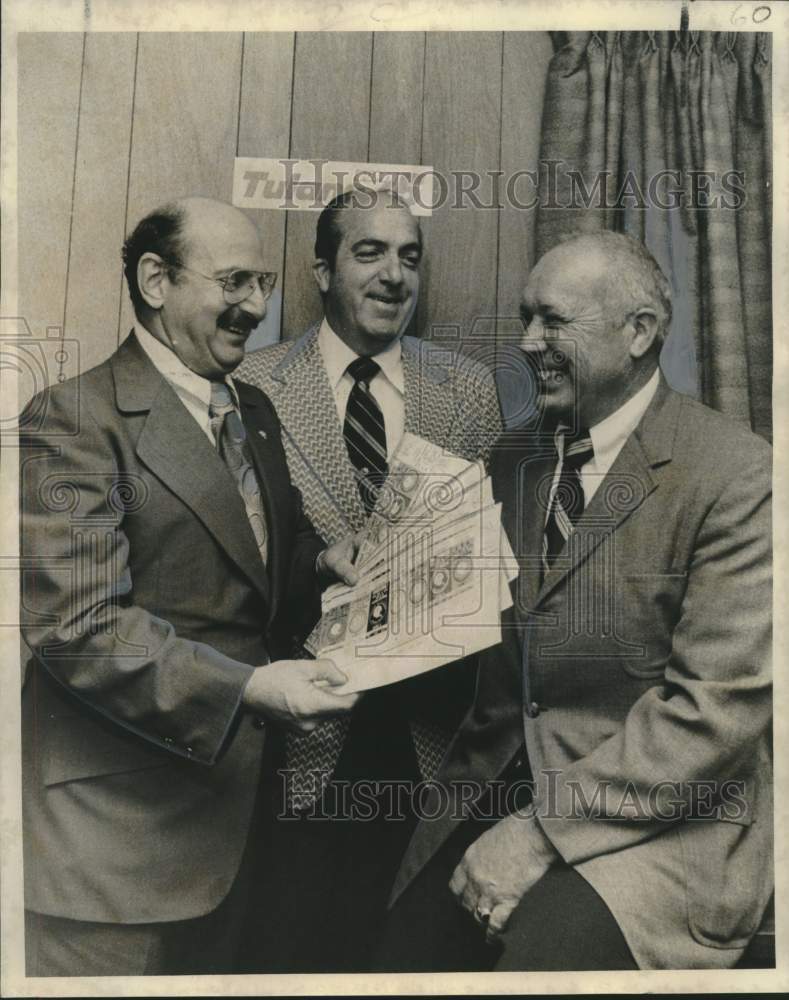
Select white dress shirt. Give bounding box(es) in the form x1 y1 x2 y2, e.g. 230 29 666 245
134 322 238 444
550 369 660 514
317 318 406 458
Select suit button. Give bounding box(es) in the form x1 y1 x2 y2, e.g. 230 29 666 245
529 701 540 718
164 737 174 745
252 717 266 730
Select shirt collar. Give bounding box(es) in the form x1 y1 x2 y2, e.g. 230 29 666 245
318 317 404 395
134 321 238 407
588 369 660 466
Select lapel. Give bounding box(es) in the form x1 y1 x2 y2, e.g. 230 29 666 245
235 381 283 620
401 336 453 444
534 376 679 608
493 434 556 621
112 333 271 606
269 325 366 536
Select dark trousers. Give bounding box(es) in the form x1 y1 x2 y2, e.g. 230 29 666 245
237 688 422 974
25 796 264 977
374 771 638 972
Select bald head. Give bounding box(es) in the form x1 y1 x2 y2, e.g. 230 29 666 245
176 196 262 263
122 197 263 319
123 196 269 377
537 232 672 343
520 231 670 426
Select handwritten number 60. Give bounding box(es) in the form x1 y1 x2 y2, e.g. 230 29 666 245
731 4 771 25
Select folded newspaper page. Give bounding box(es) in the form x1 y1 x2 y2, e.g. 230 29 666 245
305 433 518 693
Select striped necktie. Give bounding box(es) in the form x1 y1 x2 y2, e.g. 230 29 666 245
209 381 268 566
542 426 594 574
285 358 387 812
343 356 388 514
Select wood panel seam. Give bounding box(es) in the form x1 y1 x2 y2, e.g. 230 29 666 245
279 32 299 342
366 34 375 162
116 33 140 347
494 31 505 352
235 33 246 158
61 33 88 338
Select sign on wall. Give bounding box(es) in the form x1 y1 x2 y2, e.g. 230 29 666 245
233 158 435 215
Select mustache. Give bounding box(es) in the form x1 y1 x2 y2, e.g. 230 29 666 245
217 307 258 334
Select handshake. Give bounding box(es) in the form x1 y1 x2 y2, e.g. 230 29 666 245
242 533 362 734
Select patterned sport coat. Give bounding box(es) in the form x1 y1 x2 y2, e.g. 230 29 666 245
237 325 504 783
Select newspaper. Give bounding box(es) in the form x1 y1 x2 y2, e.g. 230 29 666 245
305 434 518 692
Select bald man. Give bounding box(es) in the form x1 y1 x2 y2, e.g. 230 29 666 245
19 197 360 976
376 232 773 971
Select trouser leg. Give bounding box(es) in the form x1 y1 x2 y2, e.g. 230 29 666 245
495 865 638 971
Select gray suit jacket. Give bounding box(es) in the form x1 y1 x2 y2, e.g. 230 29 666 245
20 333 325 922
238 326 504 772
391 378 773 969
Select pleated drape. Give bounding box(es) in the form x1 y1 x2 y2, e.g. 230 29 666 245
536 31 772 439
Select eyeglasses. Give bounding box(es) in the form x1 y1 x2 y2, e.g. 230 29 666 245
174 263 278 305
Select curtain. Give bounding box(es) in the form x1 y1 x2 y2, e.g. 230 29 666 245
535 31 772 440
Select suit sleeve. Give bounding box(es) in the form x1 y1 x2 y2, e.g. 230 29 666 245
536 445 772 863
20 387 255 766
282 480 326 646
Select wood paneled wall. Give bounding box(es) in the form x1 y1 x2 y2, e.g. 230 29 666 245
17 31 552 380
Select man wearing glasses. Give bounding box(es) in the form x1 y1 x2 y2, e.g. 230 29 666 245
19 196 360 976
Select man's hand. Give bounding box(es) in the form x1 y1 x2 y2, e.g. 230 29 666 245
242 659 359 734
449 810 559 943
316 533 362 587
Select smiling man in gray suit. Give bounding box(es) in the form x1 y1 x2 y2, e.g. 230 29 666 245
375 231 773 971
237 186 503 971
19 197 360 976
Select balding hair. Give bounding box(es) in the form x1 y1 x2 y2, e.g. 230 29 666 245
122 202 189 319
559 231 673 342
314 185 422 270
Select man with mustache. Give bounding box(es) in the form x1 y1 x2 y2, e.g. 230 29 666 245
20 196 360 976
374 231 773 971
237 186 503 971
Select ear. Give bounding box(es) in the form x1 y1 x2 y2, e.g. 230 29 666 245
628 308 660 359
137 252 171 311
312 258 331 295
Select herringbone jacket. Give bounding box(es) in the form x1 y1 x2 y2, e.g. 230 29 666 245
238 325 503 784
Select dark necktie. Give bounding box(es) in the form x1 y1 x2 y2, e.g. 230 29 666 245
209 382 268 566
343 356 388 514
542 427 594 574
